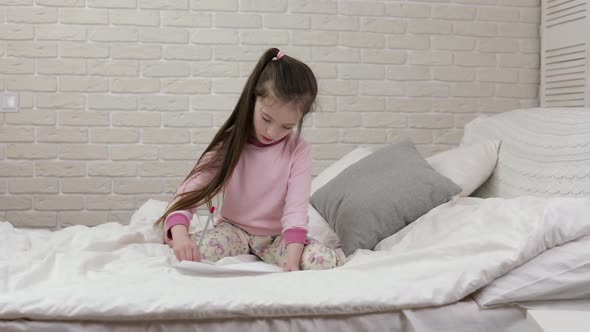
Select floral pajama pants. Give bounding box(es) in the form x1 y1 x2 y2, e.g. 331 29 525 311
194 222 345 270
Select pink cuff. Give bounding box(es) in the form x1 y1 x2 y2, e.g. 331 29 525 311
165 214 191 240
283 228 309 245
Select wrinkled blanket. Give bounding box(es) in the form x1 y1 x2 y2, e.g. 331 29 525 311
1 197 589 321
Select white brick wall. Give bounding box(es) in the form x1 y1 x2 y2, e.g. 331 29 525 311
0 0 540 228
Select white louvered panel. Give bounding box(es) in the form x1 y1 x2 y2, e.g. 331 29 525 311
545 0 587 27
545 58 586 71
541 0 590 107
545 78 585 87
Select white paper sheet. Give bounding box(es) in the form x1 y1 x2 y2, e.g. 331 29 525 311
174 255 283 277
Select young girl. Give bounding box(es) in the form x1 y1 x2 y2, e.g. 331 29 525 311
154 48 344 272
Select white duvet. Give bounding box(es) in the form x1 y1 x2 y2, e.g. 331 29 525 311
1 196 589 321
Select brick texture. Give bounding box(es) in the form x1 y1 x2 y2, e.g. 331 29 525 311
0 0 540 227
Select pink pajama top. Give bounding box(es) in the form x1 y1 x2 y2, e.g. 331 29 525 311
165 133 311 245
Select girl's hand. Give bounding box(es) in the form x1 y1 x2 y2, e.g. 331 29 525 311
167 224 200 262
171 237 201 262
283 262 300 272
283 242 304 272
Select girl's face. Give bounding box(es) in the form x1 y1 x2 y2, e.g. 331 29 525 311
253 94 302 144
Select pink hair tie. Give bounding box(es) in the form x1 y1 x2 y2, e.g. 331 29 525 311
273 50 285 61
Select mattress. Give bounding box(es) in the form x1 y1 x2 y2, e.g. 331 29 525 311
0 297 532 332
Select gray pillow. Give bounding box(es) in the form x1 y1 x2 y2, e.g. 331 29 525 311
310 140 461 256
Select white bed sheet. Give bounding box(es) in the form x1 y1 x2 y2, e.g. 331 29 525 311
474 235 590 306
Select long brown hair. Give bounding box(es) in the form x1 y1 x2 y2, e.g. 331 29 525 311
154 48 318 230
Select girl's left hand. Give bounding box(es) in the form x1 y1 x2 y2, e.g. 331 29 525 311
283 263 300 272
284 242 304 272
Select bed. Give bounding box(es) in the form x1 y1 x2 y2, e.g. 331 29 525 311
1 107 590 331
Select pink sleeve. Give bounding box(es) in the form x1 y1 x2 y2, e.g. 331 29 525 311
284 228 310 245
281 141 311 244
165 152 216 240
165 214 191 241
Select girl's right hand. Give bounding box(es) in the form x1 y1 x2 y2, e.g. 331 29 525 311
171 237 201 262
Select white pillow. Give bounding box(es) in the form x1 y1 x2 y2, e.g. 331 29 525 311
459 108 590 199
473 235 590 307
307 147 374 248
307 205 341 249
426 140 500 197
311 147 374 195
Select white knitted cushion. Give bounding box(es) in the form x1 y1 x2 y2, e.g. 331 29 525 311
461 108 590 198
